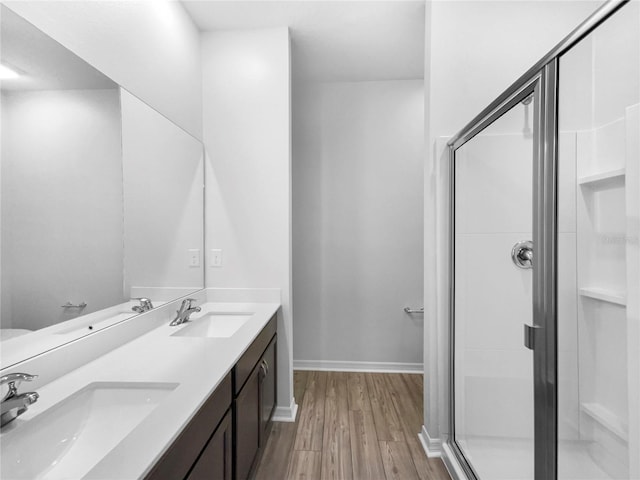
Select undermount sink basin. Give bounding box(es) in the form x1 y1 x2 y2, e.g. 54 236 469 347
0 382 177 479
171 312 254 338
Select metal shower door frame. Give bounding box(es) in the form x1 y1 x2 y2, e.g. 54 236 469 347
447 69 552 480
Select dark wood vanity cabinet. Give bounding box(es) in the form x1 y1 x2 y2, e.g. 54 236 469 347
145 314 277 480
233 316 277 480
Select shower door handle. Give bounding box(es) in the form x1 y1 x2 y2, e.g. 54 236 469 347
524 324 539 350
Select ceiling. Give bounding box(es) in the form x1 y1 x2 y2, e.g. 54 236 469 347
0 5 116 92
181 1 425 82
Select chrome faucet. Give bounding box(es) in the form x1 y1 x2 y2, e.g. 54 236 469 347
1 373 39 427
131 297 153 313
170 298 201 326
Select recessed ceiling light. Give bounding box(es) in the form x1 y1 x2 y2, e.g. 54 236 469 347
0 63 20 80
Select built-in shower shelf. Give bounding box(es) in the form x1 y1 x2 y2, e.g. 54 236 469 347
579 287 626 306
578 168 625 188
580 402 628 441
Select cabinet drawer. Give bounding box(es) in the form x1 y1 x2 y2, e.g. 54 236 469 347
234 314 276 395
146 373 232 480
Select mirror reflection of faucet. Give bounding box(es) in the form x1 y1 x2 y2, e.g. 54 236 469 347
1 373 39 427
131 298 154 313
170 299 201 326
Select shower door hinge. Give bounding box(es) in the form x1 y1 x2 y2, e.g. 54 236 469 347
524 324 539 350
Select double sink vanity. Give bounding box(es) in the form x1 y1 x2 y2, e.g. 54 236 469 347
1 5 283 479
0 293 280 479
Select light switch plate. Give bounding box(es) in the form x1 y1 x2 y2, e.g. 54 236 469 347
210 249 223 267
188 249 201 267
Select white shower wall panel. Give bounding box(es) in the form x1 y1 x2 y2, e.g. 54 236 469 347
558 232 580 439
454 231 533 439
454 132 533 440
454 135 532 235
624 103 639 478
558 7 639 468
455 233 533 351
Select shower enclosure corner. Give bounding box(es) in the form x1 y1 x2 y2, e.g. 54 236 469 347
445 1 640 479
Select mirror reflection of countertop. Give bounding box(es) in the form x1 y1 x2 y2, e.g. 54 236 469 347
1 300 167 370
0 300 280 480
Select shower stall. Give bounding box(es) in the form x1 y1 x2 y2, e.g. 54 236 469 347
445 1 639 479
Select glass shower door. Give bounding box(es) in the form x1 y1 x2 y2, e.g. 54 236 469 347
557 2 640 479
452 90 538 479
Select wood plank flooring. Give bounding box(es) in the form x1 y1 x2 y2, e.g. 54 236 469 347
254 371 450 480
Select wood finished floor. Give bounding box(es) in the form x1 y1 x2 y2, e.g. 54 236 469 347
254 371 450 480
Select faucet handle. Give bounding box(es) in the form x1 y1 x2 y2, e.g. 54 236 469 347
131 297 153 313
132 297 153 306
182 298 198 309
1 373 37 401
1 373 37 387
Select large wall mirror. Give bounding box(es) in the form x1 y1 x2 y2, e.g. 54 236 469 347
0 5 205 368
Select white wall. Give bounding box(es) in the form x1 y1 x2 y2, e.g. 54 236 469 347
423 0 606 452
3 1 202 139
1 89 123 330
292 80 424 369
201 28 293 416
121 90 204 296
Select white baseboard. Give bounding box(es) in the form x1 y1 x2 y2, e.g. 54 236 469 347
419 425 443 458
293 359 423 374
272 399 298 422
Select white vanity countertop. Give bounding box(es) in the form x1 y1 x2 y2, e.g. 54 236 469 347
4 301 280 479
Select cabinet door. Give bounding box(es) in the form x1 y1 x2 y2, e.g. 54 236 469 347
146 374 232 480
187 409 232 480
260 338 276 444
235 366 260 480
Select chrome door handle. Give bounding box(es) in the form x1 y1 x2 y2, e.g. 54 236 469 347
511 241 533 269
524 324 539 350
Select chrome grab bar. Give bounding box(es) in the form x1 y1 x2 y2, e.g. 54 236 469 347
61 301 87 309
404 307 424 314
